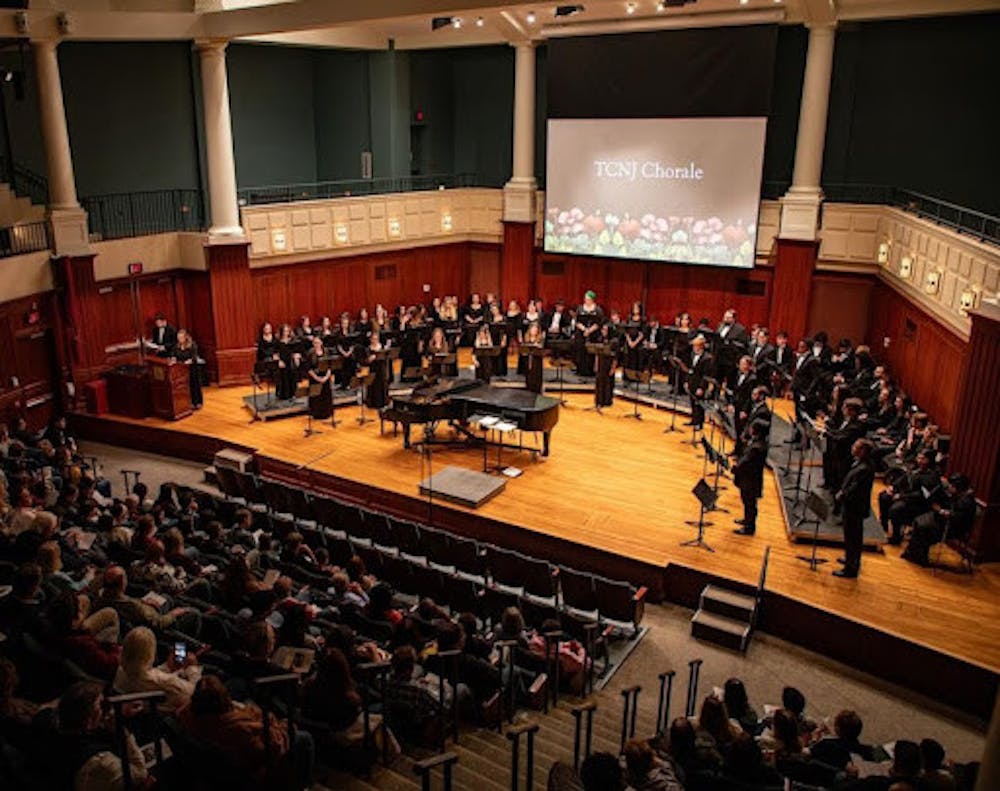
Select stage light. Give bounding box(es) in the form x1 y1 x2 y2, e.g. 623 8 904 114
526 10 537 24
555 4 585 16
476 16 485 26
452 17 462 28
626 2 637 14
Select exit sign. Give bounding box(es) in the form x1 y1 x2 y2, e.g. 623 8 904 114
127 262 143 276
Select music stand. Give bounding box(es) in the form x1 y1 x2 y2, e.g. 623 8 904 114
784 417 812 512
584 342 614 414
430 352 457 379
320 355 344 428
473 345 502 384
351 373 376 425
548 339 575 407
795 491 831 571
250 360 276 424
304 381 324 438
699 436 730 514
682 479 717 552
664 356 685 434
621 368 650 420
519 346 549 393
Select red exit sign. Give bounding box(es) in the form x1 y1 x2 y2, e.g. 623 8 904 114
127 262 143 276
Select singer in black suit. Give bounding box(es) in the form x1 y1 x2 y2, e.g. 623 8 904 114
715 308 750 385
834 439 876 578
733 422 768 536
151 313 177 356
684 335 714 430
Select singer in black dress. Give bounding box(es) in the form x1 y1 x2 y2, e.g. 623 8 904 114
364 330 390 409
275 323 300 401
521 322 545 394
333 313 357 387
306 337 333 419
473 325 495 383
171 329 203 409
489 305 509 377
574 291 604 376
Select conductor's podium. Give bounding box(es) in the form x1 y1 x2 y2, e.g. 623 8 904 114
148 358 192 420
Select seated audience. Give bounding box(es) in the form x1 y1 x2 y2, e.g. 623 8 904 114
114 625 201 712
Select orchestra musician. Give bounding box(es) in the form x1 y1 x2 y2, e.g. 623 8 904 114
275 323 301 401
877 449 940 545
902 473 976 567
149 312 177 356
170 329 203 409
473 324 495 383
520 322 545 394
364 326 390 409
574 291 604 376
685 335 714 430
306 336 333 420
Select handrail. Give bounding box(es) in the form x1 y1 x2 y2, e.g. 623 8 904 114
0 155 49 207
0 219 51 257
236 172 497 206
81 188 206 241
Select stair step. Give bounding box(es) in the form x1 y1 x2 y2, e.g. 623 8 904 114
203 464 219 486
691 609 750 652
700 584 756 622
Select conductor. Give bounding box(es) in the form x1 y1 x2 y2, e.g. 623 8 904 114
834 438 876 579
733 421 767 536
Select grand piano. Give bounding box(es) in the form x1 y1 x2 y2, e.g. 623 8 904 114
386 378 561 455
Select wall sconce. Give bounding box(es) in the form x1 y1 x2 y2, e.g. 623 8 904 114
388 218 401 237
959 285 981 316
877 241 890 264
441 212 453 232
898 254 913 279
271 229 287 252
924 268 942 295
335 223 348 244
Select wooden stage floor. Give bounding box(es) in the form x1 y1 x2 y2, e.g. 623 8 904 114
76 377 1000 687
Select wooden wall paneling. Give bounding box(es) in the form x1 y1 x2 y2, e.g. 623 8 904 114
645 262 688 322
182 271 217 375
865 281 965 431
468 243 501 298
770 239 818 343
0 293 57 426
500 221 535 304
205 242 256 385
136 276 181 335
947 307 1000 561
334 261 368 318
807 272 876 343
604 260 645 315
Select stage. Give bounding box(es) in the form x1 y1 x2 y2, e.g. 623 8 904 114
70 365 1000 718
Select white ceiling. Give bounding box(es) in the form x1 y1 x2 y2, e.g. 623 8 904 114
9 0 1000 48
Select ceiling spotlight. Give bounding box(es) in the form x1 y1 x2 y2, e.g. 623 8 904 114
740 0 749 4
526 10 537 23
452 16 462 28
476 16 484 26
625 2 636 15
554 4 585 16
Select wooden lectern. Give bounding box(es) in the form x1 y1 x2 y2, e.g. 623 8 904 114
147 359 192 420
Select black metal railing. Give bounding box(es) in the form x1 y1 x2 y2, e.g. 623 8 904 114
81 189 206 241
0 219 51 258
0 156 49 207
236 172 495 206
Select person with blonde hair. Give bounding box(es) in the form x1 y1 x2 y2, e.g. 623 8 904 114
115 626 201 712
37 539 97 595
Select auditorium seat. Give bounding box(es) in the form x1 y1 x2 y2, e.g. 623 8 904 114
486 545 556 602
594 575 647 638
557 565 600 615
440 573 484 616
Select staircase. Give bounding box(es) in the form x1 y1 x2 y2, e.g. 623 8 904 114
0 181 45 227
690 546 769 653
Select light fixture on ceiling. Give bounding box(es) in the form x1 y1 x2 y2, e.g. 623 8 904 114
476 16 485 26
924 268 942 295
740 0 749 5
899 254 913 279
656 1 665 10
959 285 981 316
452 17 462 28
555 4 585 16
526 10 537 24
626 2 636 15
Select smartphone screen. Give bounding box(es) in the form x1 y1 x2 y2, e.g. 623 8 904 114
173 642 187 664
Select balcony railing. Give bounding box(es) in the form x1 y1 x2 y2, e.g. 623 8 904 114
236 172 497 207
0 220 51 258
81 189 206 241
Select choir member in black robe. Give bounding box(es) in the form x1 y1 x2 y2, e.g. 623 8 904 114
333 313 358 387
574 291 604 376
424 327 456 378
715 308 750 387
306 337 332 419
462 293 486 346
489 304 510 377
520 322 545 394
685 335 714 430
473 325 495 383
733 422 768 535
171 329 203 409
593 323 618 408
517 300 542 375
623 317 645 372
256 323 278 362
398 309 424 381
296 315 314 339
275 323 301 401
364 328 390 409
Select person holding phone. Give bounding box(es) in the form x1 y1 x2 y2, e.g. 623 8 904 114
115 626 201 712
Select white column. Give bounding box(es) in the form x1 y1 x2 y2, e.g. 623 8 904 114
197 40 243 238
780 24 836 241
34 39 89 255
503 41 537 223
